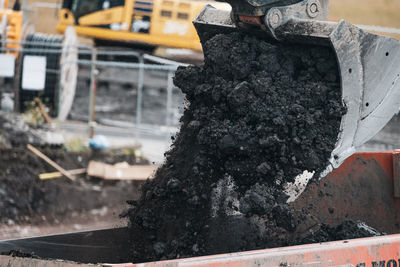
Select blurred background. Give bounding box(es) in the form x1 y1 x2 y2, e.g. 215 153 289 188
23 0 400 36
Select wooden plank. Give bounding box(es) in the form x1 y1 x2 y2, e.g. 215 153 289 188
27 144 76 181
39 168 86 180
34 97 52 124
87 161 158 180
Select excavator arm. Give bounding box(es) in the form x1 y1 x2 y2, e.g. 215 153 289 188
223 0 304 18
224 0 329 40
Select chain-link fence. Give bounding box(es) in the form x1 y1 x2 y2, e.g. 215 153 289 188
0 36 187 150
70 49 186 138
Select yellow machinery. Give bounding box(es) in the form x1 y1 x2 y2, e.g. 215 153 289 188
0 0 22 57
56 0 230 51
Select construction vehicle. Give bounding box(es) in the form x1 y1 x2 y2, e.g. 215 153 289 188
56 0 230 51
0 0 22 58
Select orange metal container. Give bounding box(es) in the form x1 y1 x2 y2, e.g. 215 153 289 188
1 151 400 266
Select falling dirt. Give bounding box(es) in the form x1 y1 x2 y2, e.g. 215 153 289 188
122 32 383 263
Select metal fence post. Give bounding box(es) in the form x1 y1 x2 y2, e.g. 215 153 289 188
136 54 144 138
0 78 3 110
13 50 23 113
89 48 98 139
166 70 174 127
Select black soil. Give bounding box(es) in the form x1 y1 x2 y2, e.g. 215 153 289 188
126 32 378 262
0 148 143 224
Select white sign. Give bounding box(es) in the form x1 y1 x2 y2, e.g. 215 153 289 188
0 54 15 77
22 55 47 91
163 21 189 36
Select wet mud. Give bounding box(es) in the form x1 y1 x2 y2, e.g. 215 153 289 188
126 32 381 262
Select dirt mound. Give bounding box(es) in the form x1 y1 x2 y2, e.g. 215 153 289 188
0 148 143 224
124 32 360 262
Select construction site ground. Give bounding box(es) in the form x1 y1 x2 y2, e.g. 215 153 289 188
0 141 146 240
0 209 124 240
1 90 400 244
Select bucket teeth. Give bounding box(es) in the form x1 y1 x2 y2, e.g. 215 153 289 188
193 5 237 44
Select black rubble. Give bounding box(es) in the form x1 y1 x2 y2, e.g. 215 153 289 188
125 32 377 263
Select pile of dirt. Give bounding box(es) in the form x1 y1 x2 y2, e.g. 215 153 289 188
124 32 377 262
0 148 144 224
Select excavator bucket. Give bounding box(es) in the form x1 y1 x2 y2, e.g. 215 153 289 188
193 3 400 177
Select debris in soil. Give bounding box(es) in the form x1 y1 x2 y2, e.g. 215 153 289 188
0 148 145 224
87 161 159 180
0 111 63 148
125 32 361 263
